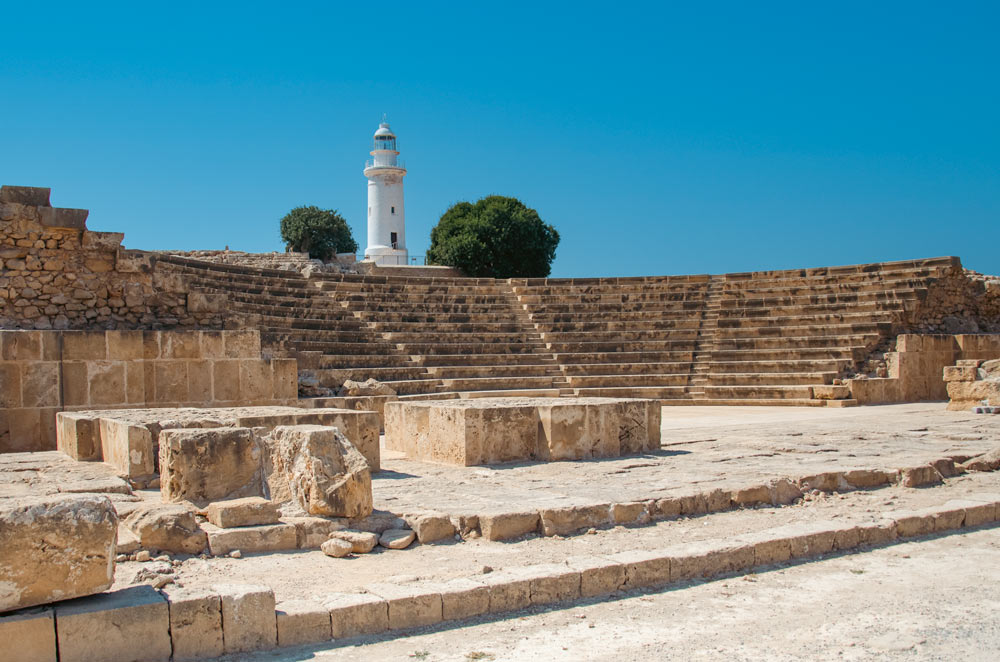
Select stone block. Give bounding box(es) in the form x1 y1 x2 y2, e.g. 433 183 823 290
1 330 41 361
214 584 277 654
55 585 170 662
402 511 456 543
0 607 56 662
99 418 155 479
61 362 88 407
19 362 59 408
479 511 540 541
124 504 207 555
221 329 259 359
893 511 935 537
88 361 126 406
272 358 299 400
567 555 626 597
525 564 581 605
153 360 189 404
199 331 225 359
901 465 943 488
0 494 117 612
439 578 489 621
161 586 224 661
943 365 978 382
539 503 610 536
285 516 346 548
159 427 263 506
56 412 102 460
212 360 241 401
0 185 50 206
480 569 532 613
106 330 144 360
323 592 388 639
668 540 754 582
266 425 372 518
328 530 379 553
767 521 838 558
187 360 213 403
0 363 22 408
275 599 331 647
241 360 274 402
160 332 201 360
62 332 107 361
206 497 281 529
610 501 649 524
855 519 898 546
206 522 297 556
608 548 672 589
187 292 227 314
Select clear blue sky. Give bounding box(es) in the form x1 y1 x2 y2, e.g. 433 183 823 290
2 2 998 278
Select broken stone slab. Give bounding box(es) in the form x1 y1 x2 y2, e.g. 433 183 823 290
960 447 1000 472
213 584 277 654
159 427 263 506
265 425 372 519
204 522 297 556
205 497 280 529
0 494 117 612
0 185 51 206
55 585 171 662
479 511 540 541
401 511 457 543
123 504 207 555
538 503 611 536
379 528 416 549
0 606 56 662
283 516 346 548
160 585 224 661
338 378 396 397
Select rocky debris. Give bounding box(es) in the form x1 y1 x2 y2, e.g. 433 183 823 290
945 358 1000 410
284 516 346 548
328 530 379 553
900 465 944 488
348 509 408 534
378 528 415 550
265 425 373 519
159 427 264 507
320 538 353 558
298 371 336 398
0 494 118 611
338 378 396 397
402 511 457 543
206 497 281 529
124 504 208 555
960 447 1000 472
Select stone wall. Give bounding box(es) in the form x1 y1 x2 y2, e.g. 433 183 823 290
0 186 229 331
849 334 1000 404
0 329 297 453
905 265 1000 334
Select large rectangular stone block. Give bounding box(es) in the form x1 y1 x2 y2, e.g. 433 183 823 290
99 417 155 479
323 592 388 639
214 584 277 654
275 599 331 647
0 607 56 662
1 494 117 612
161 586 224 661
56 412 102 460
385 397 659 466
159 427 263 506
55 585 170 662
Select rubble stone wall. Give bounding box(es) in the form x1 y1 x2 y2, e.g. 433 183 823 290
0 186 229 331
905 266 1000 334
0 329 298 453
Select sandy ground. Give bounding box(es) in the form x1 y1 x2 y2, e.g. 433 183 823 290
229 525 1000 662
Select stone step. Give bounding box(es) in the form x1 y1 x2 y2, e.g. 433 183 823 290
560 361 693 375
706 371 837 386
553 351 696 364
301 354 418 369
279 340 406 355
669 397 829 407
572 386 694 399
708 359 853 373
716 312 897 329
565 374 691 388
424 364 558 378
365 317 525 329
395 342 547 355
716 300 907 318
382 331 542 344
523 301 706 315
540 329 700 343
702 385 816 399
714 329 885 345
709 347 863 361
545 339 699 353
534 319 703 333
438 376 560 391
380 379 443 395
527 307 704 321
516 292 710 305
411 353 557 367
309 366 429 384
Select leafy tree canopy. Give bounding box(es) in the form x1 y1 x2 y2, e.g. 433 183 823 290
426 196 559 278
279 206 358 261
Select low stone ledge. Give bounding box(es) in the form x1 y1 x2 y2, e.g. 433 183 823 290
214 584 277 654
54 585 171 662
161 585 224 661
0 606 56 662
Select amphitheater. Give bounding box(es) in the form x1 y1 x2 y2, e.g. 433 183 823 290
2 185 1000 661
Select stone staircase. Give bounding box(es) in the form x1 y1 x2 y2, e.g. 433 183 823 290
156 254 962 406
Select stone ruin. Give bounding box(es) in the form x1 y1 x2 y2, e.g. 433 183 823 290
1 184 1000 660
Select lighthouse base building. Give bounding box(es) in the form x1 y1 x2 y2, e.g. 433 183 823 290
363 119 409 266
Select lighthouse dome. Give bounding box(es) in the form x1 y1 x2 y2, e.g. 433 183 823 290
374 122 395 138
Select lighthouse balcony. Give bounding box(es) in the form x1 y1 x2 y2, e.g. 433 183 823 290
364 159 406 172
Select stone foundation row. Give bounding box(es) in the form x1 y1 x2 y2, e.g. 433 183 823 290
5 493 999 662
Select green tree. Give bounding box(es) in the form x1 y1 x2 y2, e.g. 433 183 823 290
426 196 559 278
279 206 358 261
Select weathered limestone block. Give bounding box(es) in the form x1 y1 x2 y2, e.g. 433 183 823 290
0 606 56 662
385 397 659 466
55 585 171 662
161 585 224 661
123 504 207 554
56 412 102 461
339 378 396 397
284 516 346 548
205 497 280 529
366 582 443 630
213 584 277 654
99 418 155 479
947 377 1000 410
205 522 298 556
479 511 540 541
322 592 388 639
0 494 117 612
402 511 456 543
265 425 373 519
276 599 331 647
439 578 489 621
159 427 263 506
328 530 379 553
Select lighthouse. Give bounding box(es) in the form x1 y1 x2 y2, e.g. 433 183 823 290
363 118 408 266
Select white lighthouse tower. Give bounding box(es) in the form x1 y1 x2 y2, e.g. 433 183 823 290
363 118 408 266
